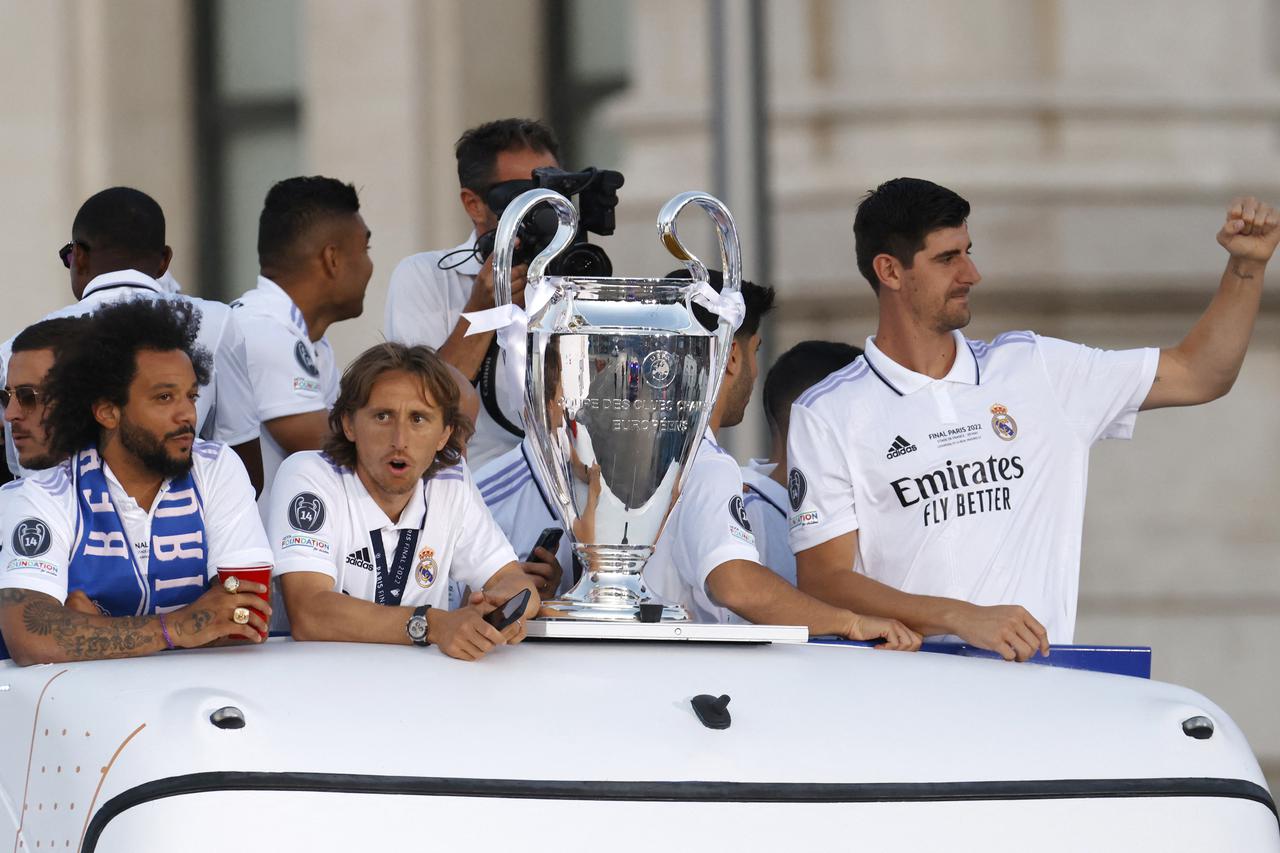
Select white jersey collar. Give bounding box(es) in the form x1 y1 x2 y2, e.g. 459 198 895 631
254 276 312 340
350 467 429 533
745 457 777 477
863 329 980 396
82 269 164 299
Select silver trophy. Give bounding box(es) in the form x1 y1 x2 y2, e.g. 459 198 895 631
490 189 741 622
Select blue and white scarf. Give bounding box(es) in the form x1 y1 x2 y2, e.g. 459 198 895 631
69 446 209 616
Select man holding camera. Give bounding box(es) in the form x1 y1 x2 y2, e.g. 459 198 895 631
384 118 561 470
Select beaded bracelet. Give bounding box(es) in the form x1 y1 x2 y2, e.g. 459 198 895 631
158 613 174 650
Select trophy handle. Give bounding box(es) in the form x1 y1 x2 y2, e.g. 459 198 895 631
492 188 580 309
656 191 742 412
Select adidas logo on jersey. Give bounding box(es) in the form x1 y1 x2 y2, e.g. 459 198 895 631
885 435 918 459
345 547 374 572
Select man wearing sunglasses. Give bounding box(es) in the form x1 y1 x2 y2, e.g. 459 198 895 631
384 118 561 471
1 317 86 474
0 187 258 484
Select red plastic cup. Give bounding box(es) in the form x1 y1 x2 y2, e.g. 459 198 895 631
217 565 272 639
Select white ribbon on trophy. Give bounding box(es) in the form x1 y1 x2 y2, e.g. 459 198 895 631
461 279 556 419
690 280 746 333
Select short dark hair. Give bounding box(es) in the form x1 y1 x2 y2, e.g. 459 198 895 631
667 268 775 339
11 317 88 359
43 298 212 458
324 343 473 481
257 176 361 271
853 177 970 294
71 187 166 266
762 340 864 436
455 118 560 193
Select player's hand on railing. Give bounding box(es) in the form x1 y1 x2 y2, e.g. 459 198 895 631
843 612 921 651
950 602 1049 662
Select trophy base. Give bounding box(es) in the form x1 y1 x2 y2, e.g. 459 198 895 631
542 555 689 622
538 598 689 623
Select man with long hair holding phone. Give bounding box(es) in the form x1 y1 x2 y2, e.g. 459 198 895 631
271 343 548 661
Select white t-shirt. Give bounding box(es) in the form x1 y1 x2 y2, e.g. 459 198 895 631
644 429 761 624
473 440 575 602
268 451 517 609
786 329 1159 643
384 234 524 471
740 459 796 586
0 440 271 607
0 270 258 476
229 277 340 511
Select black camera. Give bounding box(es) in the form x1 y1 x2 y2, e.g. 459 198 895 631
475 166 624 277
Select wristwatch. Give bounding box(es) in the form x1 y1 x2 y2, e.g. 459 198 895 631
406 605 431 647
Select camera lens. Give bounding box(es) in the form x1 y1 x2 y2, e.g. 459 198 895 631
549 243 612 277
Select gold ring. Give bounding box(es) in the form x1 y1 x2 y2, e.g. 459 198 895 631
222 576 241 594
232 607 251 625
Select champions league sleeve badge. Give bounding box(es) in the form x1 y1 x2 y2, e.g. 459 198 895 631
990 403 1018 441
728 495 752 532
294 340 321 378
787 468 807 511
288 492 326 532
12 518 52 557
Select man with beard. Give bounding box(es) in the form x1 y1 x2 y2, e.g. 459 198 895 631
789 177 1280 660
270 343 541 661
2 317 86 473
0 298 273 665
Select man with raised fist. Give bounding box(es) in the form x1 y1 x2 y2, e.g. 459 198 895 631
790 178 1278 660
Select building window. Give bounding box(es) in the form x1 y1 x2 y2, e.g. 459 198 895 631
193 0 301 300
544 0 631 170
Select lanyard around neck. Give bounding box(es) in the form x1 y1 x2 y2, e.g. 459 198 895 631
365 482 428 607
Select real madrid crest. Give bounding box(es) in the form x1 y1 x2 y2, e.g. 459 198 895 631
990 403 1018 441
415 546 438 589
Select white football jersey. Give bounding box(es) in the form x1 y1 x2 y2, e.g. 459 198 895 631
787 329 1158 643
0 440 270 605
474 440 575 602
740 459 796 586
229 277 340 512
268 451 517 609
644 429 761 624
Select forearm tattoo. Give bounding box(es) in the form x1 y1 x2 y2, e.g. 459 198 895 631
0 589 160 660
1231 262 1257 280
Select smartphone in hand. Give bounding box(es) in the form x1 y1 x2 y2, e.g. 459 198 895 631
483 588 532 632
526 526 564 561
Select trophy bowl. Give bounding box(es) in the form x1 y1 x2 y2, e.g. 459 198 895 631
490 189 742 622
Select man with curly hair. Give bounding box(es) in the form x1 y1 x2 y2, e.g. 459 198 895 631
0 298 273 665
270 342 541 661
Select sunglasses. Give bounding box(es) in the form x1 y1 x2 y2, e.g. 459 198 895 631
58 240 89 269
0 385 42 409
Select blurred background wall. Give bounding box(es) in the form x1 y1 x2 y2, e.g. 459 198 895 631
1 0 1276 787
